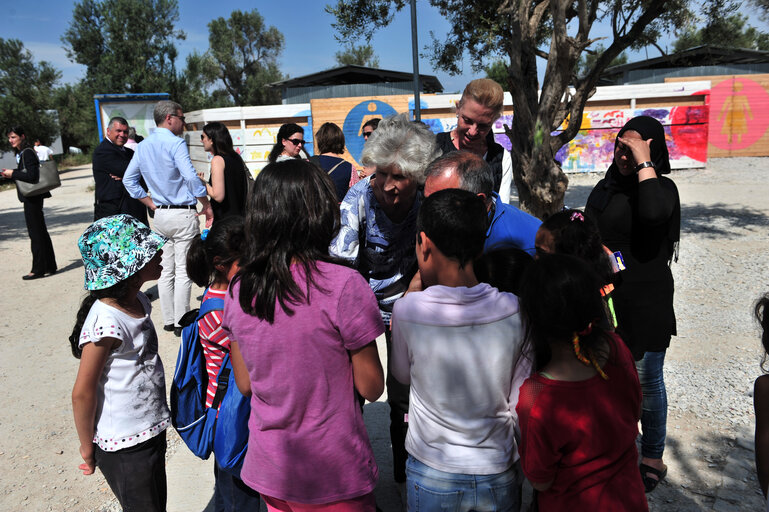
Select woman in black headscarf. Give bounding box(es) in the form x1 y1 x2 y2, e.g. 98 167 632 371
585 115 680 494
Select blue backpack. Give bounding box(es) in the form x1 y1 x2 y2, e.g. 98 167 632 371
170 295 250 473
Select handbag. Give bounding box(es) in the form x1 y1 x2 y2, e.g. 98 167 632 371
15 149 61 197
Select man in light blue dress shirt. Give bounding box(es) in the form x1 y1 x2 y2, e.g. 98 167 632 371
124 100 214 335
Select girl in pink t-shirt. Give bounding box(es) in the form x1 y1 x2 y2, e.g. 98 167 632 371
516 254 648 511
223 159 385 511
186 215 262 511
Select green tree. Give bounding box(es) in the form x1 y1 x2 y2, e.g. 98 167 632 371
335 44 380 67
53 82 99 153
0 39 60 152
62 0 185 94
174 52 232 112
328 0 691 217
673 0 769 52
206 9 285 106
576 44 628 79
484 60 507 90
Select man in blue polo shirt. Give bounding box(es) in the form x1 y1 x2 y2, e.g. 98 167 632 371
423 151 540 255
124 100 213 336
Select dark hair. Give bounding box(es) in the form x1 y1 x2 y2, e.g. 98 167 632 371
425 150 494 199
316 122 345 154
416 188 487 269
519 254 609 371
187 216 245 288
203 122 240 160
233 159 340 322
475 248 533 296
7 125 31 154
268 123 303 163
68 275 142 359
107 117 129 129
757 294 769 372
539 209 613 285
362 118 380 131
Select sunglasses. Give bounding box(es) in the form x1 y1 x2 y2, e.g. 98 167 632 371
362 131 374 138
287 138 306 145
170 114 186 123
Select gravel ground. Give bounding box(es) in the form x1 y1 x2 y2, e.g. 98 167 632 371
0 158 767 511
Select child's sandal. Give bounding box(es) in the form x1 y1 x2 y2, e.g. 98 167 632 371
639 463 667 493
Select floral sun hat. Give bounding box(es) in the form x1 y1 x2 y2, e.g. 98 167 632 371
78 214 167 290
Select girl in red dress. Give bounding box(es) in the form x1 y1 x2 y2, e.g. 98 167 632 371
516 254 648 511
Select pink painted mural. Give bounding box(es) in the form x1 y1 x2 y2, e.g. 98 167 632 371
491 106 708 173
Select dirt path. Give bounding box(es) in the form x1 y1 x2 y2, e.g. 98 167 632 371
1 159 767 511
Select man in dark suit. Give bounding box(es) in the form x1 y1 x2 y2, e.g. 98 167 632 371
92 116 148 225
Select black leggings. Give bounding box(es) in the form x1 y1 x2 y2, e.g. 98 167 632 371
94 430 167 512
385 328 410 483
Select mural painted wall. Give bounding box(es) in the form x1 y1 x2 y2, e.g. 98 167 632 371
310 97 707 172
187 85 710 176
549 106 708 172
670 74 769 158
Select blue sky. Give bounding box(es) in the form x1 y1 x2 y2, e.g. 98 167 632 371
5 1 764 98
2 1 486 94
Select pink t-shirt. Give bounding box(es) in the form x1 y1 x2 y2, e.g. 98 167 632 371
221 261 385 504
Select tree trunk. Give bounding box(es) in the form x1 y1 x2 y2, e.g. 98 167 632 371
507 122 569 220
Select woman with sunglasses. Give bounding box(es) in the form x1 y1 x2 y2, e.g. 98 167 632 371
200 122 249 225
268 123 306 164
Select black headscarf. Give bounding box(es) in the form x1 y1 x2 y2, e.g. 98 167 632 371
586 116 680 259
609 115 671 175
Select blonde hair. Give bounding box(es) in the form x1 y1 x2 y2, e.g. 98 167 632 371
457 79 504 120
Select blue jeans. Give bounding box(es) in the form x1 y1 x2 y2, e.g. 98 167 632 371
636 350 667 460
406 456 521 512
214 460 262 512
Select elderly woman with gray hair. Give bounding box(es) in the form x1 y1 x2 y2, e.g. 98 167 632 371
330 112 440 487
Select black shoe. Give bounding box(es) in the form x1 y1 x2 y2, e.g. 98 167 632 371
22 273 45 280
163 324 175 332
173 327 182 337
46 268 57 276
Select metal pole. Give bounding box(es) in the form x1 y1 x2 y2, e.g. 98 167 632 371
410 0 421 121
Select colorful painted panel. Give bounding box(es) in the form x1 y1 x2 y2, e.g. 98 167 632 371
669 74 769 157
549 106 709 173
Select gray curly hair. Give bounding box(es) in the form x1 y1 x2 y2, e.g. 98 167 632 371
360 113 440 185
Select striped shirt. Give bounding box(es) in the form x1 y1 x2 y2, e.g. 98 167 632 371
198 288 231 408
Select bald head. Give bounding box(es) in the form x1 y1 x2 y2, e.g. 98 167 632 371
424 151 494 208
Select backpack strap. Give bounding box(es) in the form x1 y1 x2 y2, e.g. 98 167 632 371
196 295 224 321
326 159 345 175
197 292 230 411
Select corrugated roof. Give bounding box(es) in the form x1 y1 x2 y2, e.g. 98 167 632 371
268 65 443 93
605 45 769 75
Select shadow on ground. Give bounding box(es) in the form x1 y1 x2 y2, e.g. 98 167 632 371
681 202 769 238
0 204 94 244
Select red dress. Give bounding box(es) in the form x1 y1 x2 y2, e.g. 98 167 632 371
516 332 648 511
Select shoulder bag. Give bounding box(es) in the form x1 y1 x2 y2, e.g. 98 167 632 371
15 148 61 197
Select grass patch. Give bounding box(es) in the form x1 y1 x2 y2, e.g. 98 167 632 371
0 180 15 192
59 153 92 169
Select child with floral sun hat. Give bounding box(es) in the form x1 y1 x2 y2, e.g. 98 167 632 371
69 214 170 512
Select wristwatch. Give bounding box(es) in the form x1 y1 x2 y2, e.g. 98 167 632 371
634 161 655 173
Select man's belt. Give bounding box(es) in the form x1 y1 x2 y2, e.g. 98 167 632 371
156 204 195 210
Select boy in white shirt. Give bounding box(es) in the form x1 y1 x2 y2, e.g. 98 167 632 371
391 188 528 512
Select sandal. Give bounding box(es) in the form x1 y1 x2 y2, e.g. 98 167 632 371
640 463 667 493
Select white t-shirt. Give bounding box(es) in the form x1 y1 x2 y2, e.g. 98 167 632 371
35 145 53 161
390 283 529 475
78 292 170 451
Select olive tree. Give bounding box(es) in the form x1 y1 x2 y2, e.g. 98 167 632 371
328 0 691 217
